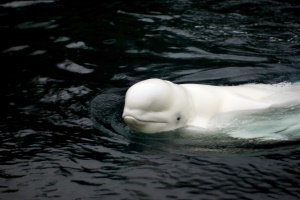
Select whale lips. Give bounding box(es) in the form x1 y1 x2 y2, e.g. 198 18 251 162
123 115 166 124
123 115 141 125
123 115 167 133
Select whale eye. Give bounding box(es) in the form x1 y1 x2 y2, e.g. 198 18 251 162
176 114 181 123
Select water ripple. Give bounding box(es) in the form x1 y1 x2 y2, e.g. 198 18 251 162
1 0 300 199
0 0 56 8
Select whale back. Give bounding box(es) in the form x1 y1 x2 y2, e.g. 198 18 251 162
240 82 300 106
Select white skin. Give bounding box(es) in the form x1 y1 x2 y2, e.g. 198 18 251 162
122 78 300 134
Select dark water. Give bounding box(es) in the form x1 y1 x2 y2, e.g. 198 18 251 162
1 0 300 199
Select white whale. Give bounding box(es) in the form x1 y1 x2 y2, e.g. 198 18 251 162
122 78 300 134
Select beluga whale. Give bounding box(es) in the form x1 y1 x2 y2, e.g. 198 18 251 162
122 78 300 134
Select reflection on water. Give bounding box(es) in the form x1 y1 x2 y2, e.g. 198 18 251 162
0 0 56 8
57 59 95 74
1 0 300 199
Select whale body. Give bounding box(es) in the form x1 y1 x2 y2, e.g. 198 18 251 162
122 78 300 134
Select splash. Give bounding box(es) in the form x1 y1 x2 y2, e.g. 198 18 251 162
223 105 300 141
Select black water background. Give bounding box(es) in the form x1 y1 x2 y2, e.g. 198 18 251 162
0 0 300 199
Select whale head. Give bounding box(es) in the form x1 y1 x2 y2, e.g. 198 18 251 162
122 79 190 134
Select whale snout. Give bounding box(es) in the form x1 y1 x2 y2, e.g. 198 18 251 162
123 115 140 127
122 111 169 134
123 115 148 131
122 110 148 131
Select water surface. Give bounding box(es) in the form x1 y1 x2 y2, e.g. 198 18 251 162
1 0 300 199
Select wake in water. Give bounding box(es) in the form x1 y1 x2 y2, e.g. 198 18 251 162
221 105 300 140
203 82 300 141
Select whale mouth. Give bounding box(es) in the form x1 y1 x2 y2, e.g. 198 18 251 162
123 115 166 124
123 115 169 133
